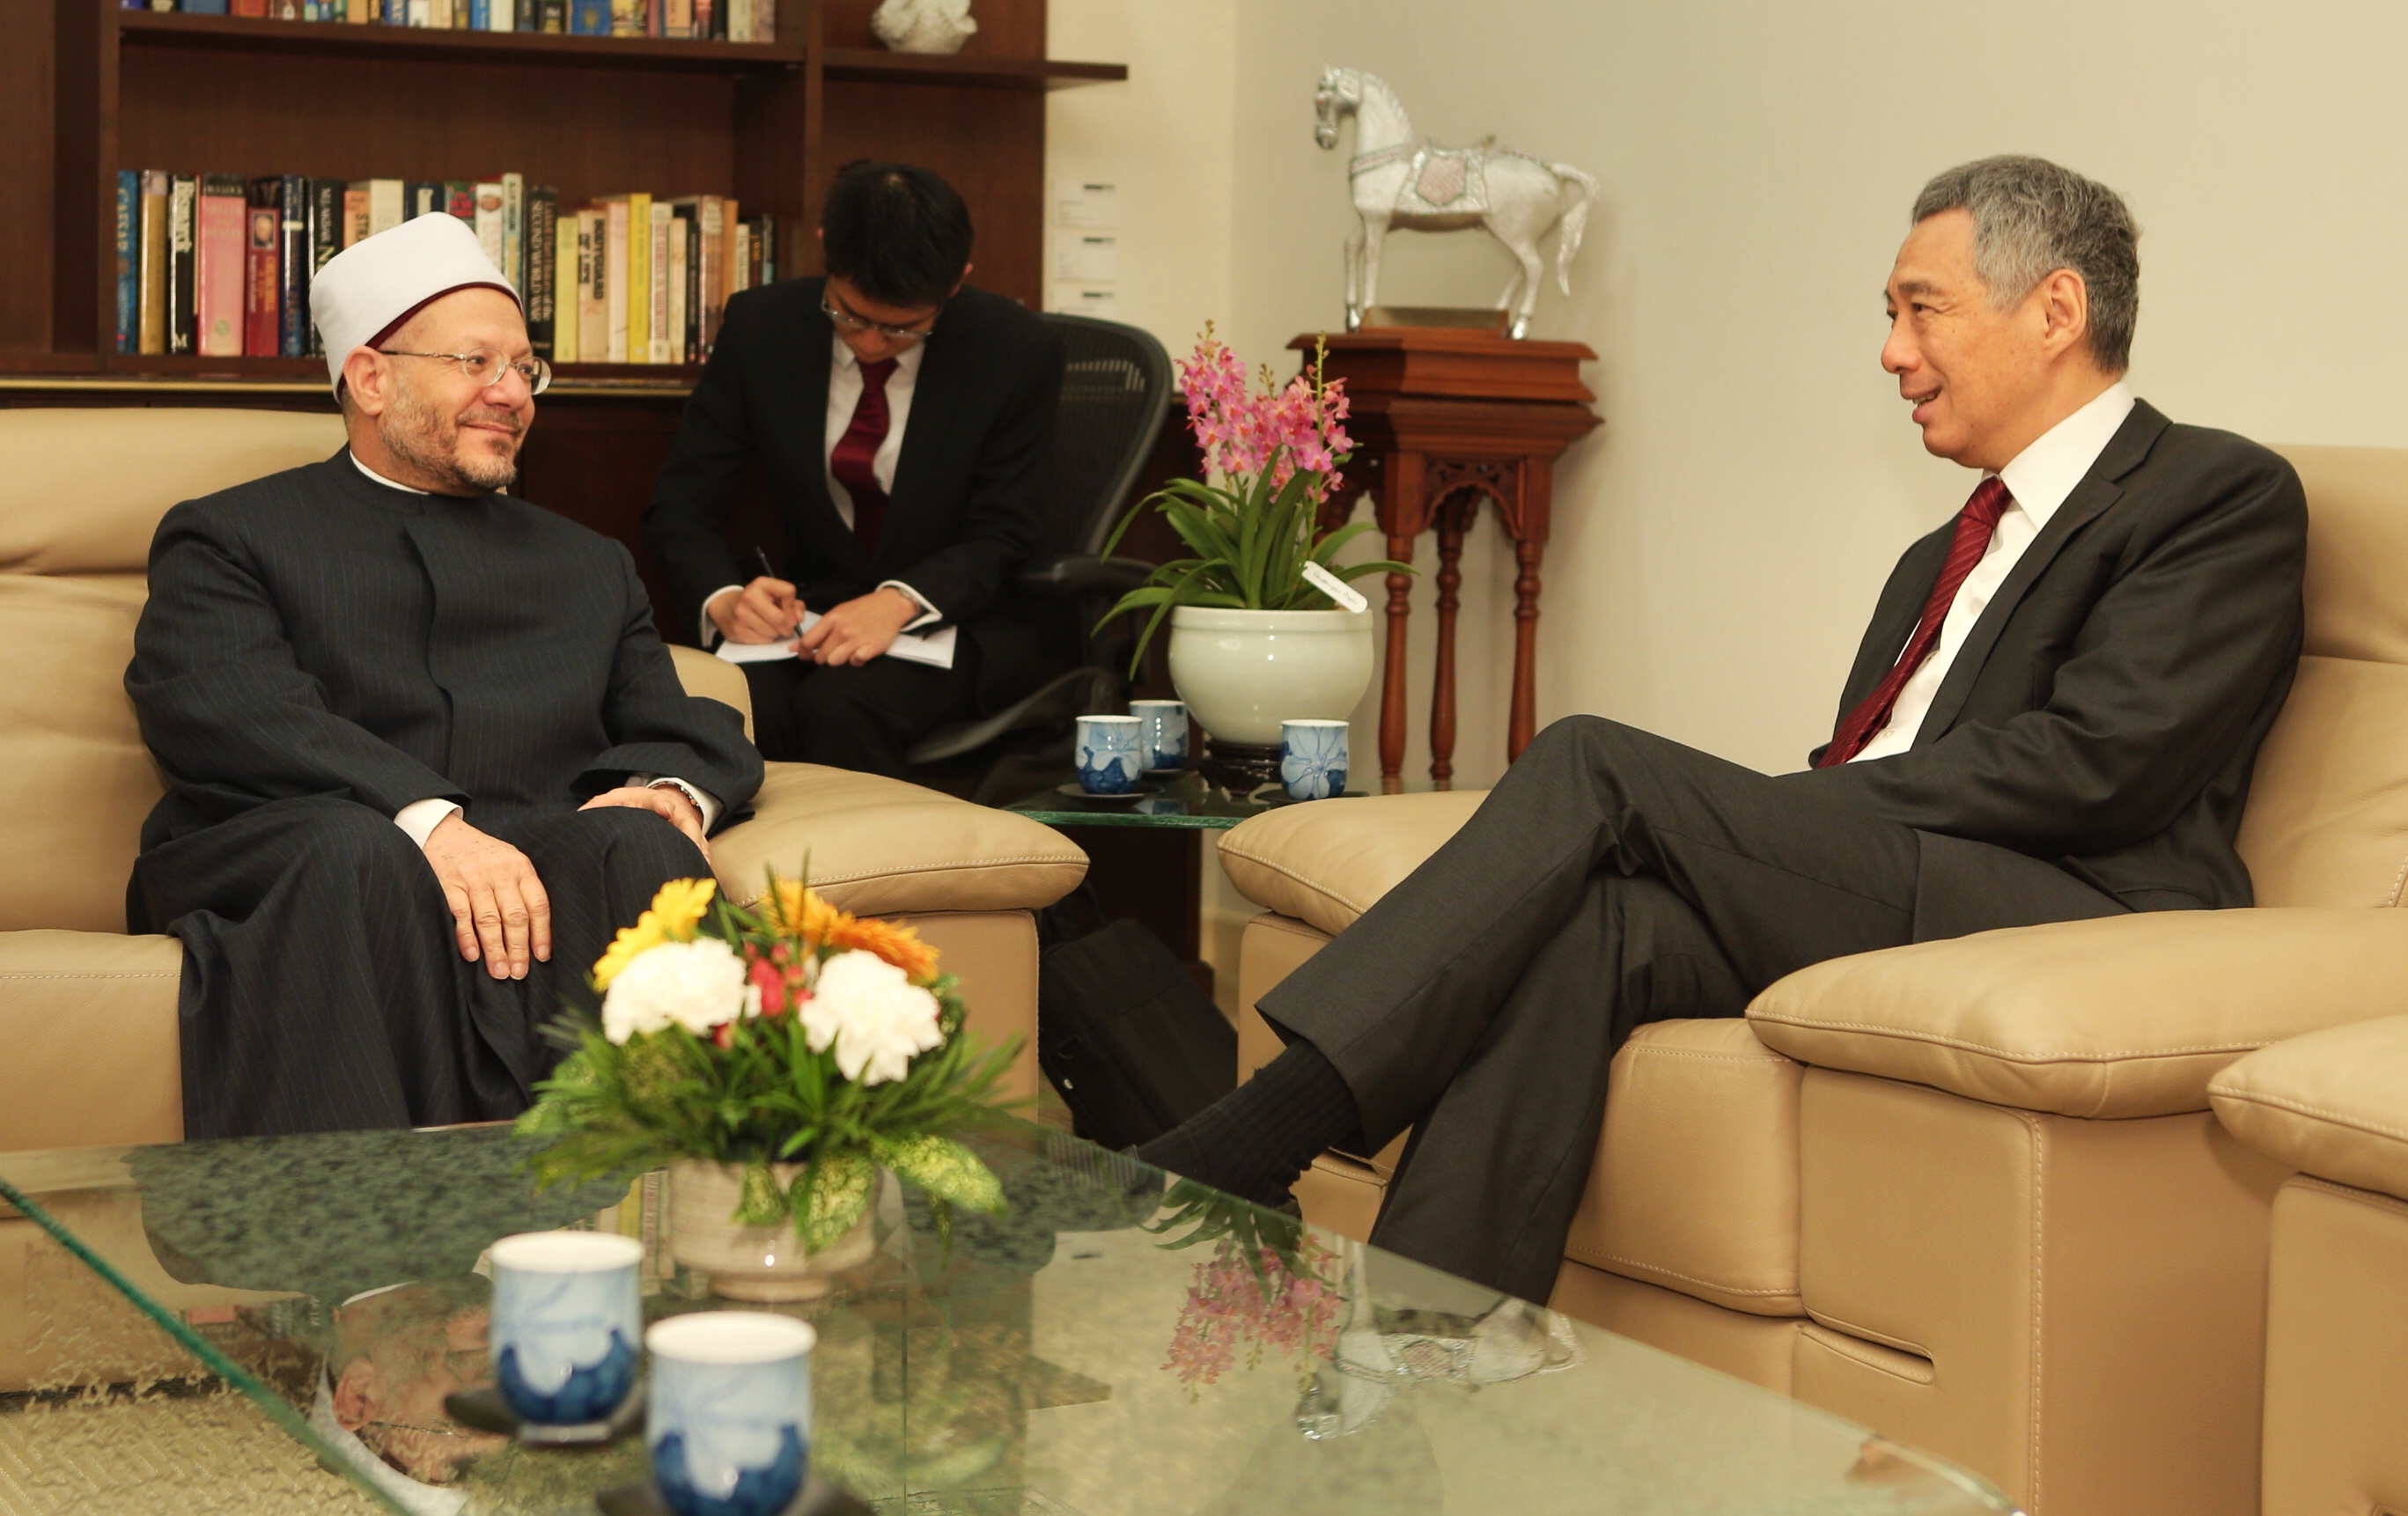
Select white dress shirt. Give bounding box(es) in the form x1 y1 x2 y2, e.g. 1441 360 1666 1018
347 453 721 845
1851 382 2136 762
696 334 941 645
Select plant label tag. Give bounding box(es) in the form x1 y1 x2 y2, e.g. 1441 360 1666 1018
1302 560 1369 614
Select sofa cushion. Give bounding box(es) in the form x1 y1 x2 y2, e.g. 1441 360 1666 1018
0 408 346 576
1217 791 1484 937
0 573 161 932
0 931 184 1150
2235 658 2408 908
2210 1016 2408 1202
710 762 1087 917
2275 444 2408 666
1748 907 2408 1118
1567 1018 1804 1317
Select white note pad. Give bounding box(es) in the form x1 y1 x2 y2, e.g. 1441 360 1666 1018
714 612 957 671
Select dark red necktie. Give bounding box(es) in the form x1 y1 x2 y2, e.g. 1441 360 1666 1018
1817 476 2012 768
830 357 899 553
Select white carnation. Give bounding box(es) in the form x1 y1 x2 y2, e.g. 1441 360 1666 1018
600 938 750 1044
803 949 944 1085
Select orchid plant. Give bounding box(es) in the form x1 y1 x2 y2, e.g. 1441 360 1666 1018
516 872 1013 1252
1099 327 1412 673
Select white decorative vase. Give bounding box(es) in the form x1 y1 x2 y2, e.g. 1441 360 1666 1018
1167 606 1374 747
667 1159 882 1303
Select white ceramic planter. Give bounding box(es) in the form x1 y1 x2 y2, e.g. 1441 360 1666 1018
1167 607 1374 747
667 1159 882 1302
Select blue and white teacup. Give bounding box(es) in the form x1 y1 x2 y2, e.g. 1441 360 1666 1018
1074 714 1143 794
1130 699 1189 772
489 1231 644 1429
647 1313 816 1516
1279 719 1351 802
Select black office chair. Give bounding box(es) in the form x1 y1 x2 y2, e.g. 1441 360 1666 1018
905 313 1174 802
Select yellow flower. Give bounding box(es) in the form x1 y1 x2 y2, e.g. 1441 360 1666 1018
764 876 939 982
767 878 840 942
592 878 718 989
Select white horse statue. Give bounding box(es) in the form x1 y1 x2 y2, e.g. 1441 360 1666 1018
1314 67 1599 339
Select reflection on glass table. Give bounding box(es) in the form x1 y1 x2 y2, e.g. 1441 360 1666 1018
0 1121 2020 1515
1005 769 1411 830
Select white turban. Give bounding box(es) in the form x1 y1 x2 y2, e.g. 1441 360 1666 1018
309 213 520 395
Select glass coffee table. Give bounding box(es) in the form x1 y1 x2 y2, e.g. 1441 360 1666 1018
0 1121 2016 1515
1005 769 1400 831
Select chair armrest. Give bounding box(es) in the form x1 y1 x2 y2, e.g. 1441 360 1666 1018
1219 791 1488 937
1013 554 1157 600
1746 908 2408 1118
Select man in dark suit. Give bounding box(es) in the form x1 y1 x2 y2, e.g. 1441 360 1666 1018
127 214 762 1140
1139 156 2309 1302
644 160 1065 776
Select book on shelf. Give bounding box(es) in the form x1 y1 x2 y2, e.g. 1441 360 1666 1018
276 175 310 357
306 178 341 355
474 180 504 270
577 209 608 362
405 181 441 220
114 172 138 355
527 185 557 360
167 173 197 355
342 185 371 247
137 172 168 355
646 199 672 364
570 0 608 33
242 177 280 358
552 204 581 363
665 201 689 364
445 181 475 224
500 173 526 299
539 0 563 29
130 0 770 36
195 173 247 357
602 198 630 362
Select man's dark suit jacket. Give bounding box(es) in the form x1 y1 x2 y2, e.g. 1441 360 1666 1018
642 277 1066 710
128 451 762 847
1788 400 2307 934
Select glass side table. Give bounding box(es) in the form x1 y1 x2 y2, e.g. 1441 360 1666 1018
1005 769 1412 831
0 1120 2019 1516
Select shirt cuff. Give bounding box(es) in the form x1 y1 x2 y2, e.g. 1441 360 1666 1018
637 776 721 834
698 584 745 649
394 798 461 850
878 580 944 632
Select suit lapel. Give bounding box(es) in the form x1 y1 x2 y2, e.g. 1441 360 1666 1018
788 280 841 534
880 302 970 568
1915 400 2172 745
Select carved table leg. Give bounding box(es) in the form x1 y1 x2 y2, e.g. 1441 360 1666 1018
1429 495 1469 790
1381 530 1416 793
1510 534 1546 761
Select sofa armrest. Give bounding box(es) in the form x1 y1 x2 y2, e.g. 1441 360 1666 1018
1219 791 1487 937
2210 1014 2408 1201
710 762 1087 918
0 930 184 1150
669 643 753 740
1747 908 2408 1119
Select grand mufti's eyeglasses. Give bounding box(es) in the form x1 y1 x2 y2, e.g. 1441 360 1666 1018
378 349 553 395
821 291 939 344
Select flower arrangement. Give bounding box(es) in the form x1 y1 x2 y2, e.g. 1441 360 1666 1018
1098 327 1411 672
516 873 1013 1252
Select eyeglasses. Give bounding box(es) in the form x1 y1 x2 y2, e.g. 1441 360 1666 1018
821 291 939 345
379 349 552 395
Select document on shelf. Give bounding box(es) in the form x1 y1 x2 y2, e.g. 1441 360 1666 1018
713 612 957 671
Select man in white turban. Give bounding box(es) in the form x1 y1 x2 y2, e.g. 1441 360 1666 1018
125 215 762 1139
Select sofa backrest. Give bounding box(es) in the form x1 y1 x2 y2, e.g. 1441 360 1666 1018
2239 445 2408 907
0 407 345 932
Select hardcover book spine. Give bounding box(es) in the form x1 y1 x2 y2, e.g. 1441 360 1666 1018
552 202 581 364
342 187 371 247
757 213 774 285
368 179 403 236
445 180 475 224
755 0 771 44
181 0 230 15
665 204 689 365
539 0 563 29
405 181 440 219
488 0 512 28
114 171 138 354
348 0 372 23
514 0 534 29
681 206 700 363
168 174 198 355
138 171 169 355
468 0 487 26
608 0 640 38
500 172 525 293
663 0 688 39
569 0 606 32
278 174 309 357
473 181 505 269
231 0 265 18
527 186 556 360
725 0 747 43
578 210 607 362
604 200 629 363
647 200 672 364
196 173 248 357
623 193 651 361
243 177 281 357
697 195 724 355
306 179 341 354
730 221 750 297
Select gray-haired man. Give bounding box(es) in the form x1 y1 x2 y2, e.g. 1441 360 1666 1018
1140 156 2309 1302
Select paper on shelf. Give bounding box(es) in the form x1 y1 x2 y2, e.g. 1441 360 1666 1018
713 611 957 670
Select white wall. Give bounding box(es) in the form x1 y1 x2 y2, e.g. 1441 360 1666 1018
1057 0 2408 791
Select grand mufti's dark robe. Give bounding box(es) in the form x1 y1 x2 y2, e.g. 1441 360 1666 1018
126 451 763 1140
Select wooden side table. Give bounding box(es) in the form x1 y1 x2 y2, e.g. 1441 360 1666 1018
1297 328 1602 791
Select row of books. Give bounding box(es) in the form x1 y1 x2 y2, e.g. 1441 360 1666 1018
114 170 782 367
126 0 777 43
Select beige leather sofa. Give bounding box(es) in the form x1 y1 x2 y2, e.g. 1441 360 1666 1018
2210 1016 2408 1516
0 407 1086 1153
1215 444 2408 1516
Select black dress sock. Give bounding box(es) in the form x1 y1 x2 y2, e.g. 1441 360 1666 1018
1136 1038 1361 1205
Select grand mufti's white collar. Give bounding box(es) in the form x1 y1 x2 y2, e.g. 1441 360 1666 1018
350 451 431 496
1993 380 2136 529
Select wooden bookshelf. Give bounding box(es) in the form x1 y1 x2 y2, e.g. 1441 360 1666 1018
0 0 1123 634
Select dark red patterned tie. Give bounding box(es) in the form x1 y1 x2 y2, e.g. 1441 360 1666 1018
830 356 899 553
1817 476 2012 768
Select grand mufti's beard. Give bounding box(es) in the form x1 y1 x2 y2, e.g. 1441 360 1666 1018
380 370 521 494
